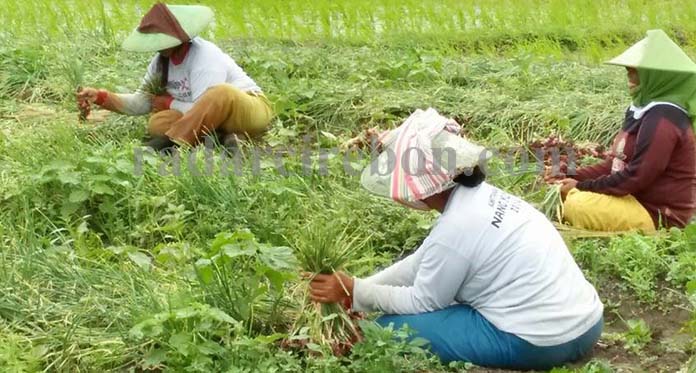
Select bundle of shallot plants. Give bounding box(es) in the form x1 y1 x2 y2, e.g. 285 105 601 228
541 183 564 223
286 222 369 356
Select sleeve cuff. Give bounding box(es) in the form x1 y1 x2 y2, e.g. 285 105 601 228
352 277 373 313
571 169 588 181
95 90 108 106
342 295 352 310
576 180 591 191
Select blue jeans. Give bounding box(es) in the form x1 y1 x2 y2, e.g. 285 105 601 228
377 304 603 370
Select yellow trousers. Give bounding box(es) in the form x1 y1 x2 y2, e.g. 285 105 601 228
563 189 656 233
148 84 273 145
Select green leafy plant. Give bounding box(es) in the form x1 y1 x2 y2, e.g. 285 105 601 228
666 224 696 287
105 245 153 271
622 319 652 354
550 359 613 373
602 234 668 302
153 241 199 268
195 230 298 333
0 332 47 372
129 302 239 371
31 149 134 218
605 318 652 355
667 251 696 287
687 357 696 373
685 280 696 350
128 195 195 248
347 321 444 372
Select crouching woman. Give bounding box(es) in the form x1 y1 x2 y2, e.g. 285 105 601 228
77 3 272 149
310 109 604 370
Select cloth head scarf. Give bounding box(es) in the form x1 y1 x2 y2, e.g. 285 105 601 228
631 69 696 120
606 29 696 121
360 108 490 210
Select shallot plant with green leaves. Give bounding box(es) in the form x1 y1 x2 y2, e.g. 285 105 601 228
287 221 370 355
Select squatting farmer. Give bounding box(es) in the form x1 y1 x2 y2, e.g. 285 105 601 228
309 109 604 370
557 29 696 231
77 3 272 150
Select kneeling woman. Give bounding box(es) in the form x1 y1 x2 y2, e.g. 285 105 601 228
77 3 272 149
559 29 696 231
310 109 604 370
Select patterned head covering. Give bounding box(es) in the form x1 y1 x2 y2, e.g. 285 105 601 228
360 108 490 210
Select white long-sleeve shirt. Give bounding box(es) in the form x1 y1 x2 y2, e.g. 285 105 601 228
353 182 603 347
112 37 261 115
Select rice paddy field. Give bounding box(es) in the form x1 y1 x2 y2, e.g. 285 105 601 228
1 1 696 372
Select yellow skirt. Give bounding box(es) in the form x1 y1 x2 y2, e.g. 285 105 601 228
563 189 656 233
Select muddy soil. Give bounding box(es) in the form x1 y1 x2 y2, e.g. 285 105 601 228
469 280 693 373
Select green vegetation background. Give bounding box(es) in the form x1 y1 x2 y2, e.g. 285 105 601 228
0 1 695 371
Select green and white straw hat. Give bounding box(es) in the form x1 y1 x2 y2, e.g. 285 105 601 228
606 29 696 73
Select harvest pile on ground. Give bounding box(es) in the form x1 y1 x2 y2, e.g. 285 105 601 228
529 135 609 176
1 1 695 372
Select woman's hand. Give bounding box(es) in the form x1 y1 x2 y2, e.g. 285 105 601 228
76 87 99 110
543 165 565 184
340 127 384 151
559 178 578 199
306 271 354 305
151 95 174 113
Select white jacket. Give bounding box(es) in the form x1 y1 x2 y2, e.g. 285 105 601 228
353 182 603 346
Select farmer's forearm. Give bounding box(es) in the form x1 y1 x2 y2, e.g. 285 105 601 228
572 158 612 181
363 252 420 286
353 243 464 314
352 280 454 314
95 90 152 116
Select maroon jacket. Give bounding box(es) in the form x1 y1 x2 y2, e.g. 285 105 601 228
572 104 696 228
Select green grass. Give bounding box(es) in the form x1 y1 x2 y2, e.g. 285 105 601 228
3 0 696 51
1 0 696 372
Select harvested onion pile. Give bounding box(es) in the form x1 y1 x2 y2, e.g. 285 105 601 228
529 135 609 177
